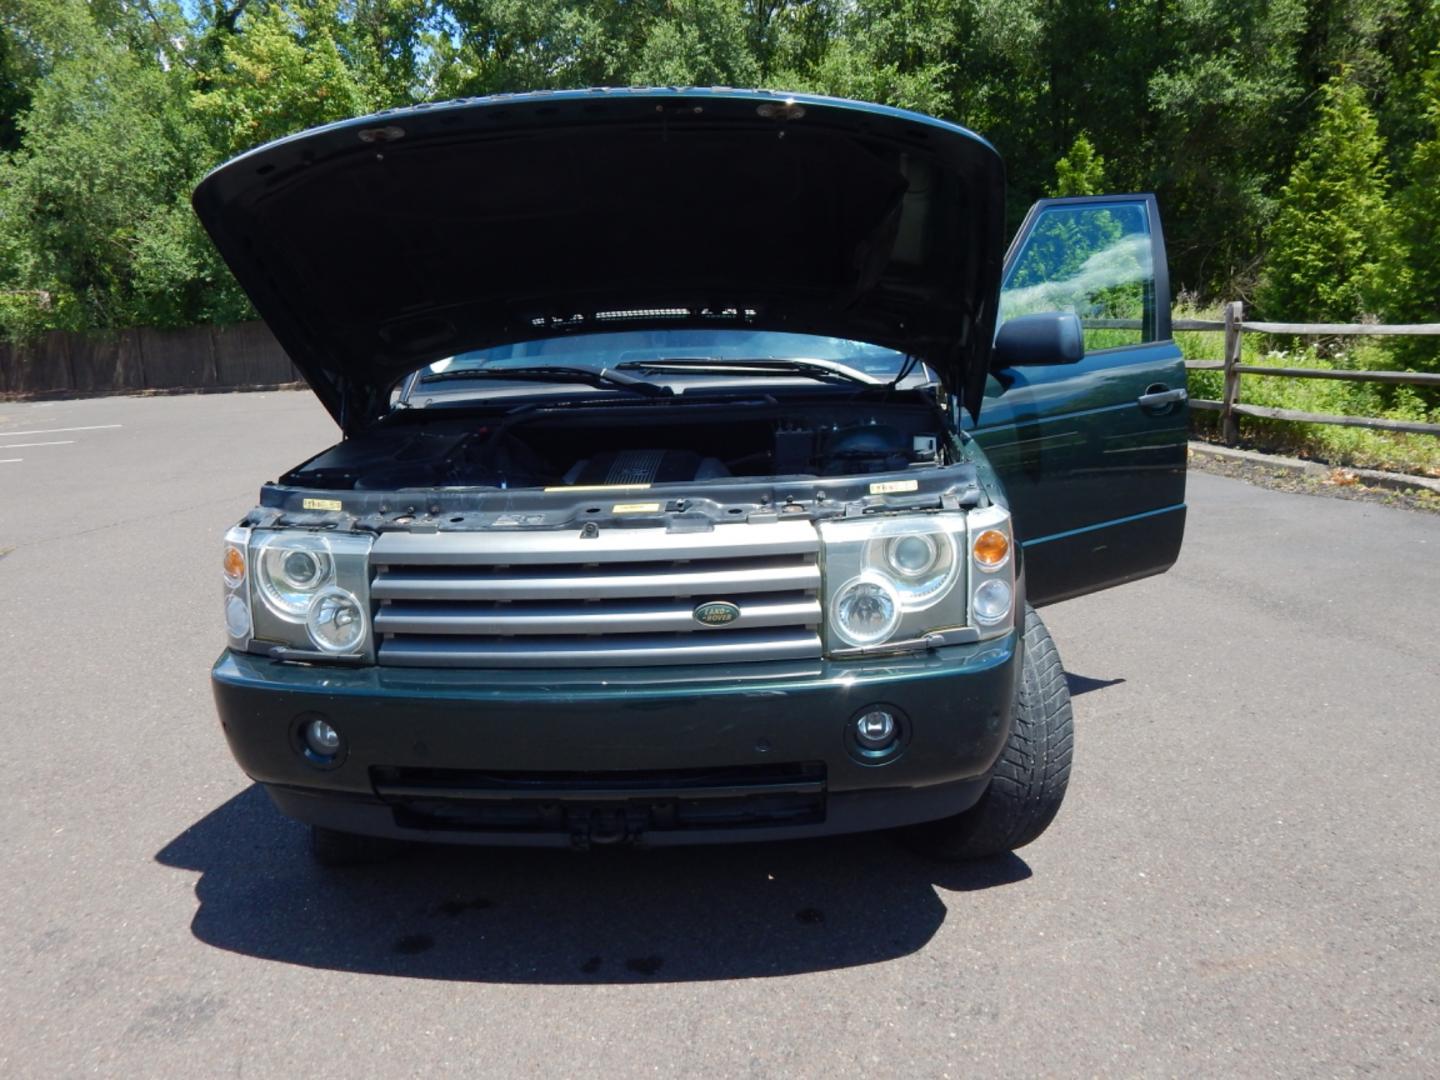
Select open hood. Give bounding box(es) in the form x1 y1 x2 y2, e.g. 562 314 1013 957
193 88 1006 433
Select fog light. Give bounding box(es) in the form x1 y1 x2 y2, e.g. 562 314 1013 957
855 709 897 749
304 717 341 757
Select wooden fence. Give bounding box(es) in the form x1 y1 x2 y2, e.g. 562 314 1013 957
0 320 298 398
1180 302 1440 443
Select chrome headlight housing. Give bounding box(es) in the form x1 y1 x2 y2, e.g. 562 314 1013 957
819 507 1016 655
222 527 375 661
820 513 967 654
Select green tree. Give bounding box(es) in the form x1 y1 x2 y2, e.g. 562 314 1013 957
1256 73 1404 322
1393 49 1440 369
192 2 378 158
744 0 841 82
423 0 631 97
0 0 239 334
630 0 761 87
1376 1 1440 166
2 0 1436 342
777 0 954 115
1399 60 1440 311
1049 132 1106 196
338 0 433 109
1 9 39 154
1143 0 1308 295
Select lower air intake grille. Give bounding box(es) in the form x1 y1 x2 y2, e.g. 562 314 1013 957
372 762 827 834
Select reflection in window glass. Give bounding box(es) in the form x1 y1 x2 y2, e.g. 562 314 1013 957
422 330 910 378
1000 203 1154 350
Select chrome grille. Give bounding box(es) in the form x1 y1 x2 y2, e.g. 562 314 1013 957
370 522 822 668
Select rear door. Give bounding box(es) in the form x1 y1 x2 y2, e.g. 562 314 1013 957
964 194 1188 606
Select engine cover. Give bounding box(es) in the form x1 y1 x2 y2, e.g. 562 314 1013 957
563 449 730 486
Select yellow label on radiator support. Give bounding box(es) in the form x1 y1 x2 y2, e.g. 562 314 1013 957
301 497 343 511
869 479 919 495
612 502 662 514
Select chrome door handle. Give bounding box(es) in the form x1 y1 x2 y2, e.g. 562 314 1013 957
1138 387 1187 408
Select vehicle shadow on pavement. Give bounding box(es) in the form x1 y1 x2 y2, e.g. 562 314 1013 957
1065 672 1125 697
156 785 1030 984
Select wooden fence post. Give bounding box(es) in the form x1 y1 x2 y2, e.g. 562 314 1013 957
1221 300 1243 445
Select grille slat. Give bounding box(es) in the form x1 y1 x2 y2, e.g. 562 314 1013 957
372 562 818 602
372 522 823 668
375 595 819 636
379 628 821 668
371 523 818 566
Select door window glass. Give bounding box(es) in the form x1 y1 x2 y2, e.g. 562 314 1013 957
1000 201 1155 351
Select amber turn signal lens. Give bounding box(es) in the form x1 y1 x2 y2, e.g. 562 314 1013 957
972 529 1009 568
223 544 246 584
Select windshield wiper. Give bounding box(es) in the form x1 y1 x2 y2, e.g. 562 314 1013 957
613 357 880 386
417 365 671 397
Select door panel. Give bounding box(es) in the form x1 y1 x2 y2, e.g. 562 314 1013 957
965 194 1187 606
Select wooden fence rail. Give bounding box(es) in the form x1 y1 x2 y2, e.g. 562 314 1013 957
1179 301 1440 443
0 320 299 398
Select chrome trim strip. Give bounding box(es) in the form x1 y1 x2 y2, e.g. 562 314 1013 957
371 521 819 566
378 629 822 668
371 562 819 602
375 596 819 636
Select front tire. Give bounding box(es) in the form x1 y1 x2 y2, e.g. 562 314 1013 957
905 606 1074 860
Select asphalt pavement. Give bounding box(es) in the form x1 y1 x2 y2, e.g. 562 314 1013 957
2 391 1438 1078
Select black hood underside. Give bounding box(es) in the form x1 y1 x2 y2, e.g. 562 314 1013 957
193 89 1006 432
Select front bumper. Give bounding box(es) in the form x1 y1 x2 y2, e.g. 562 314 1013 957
211 632 1020 847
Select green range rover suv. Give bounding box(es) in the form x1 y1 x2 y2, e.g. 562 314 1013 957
197 88 1188 865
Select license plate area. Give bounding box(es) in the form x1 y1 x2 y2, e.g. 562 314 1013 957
371 762 827 842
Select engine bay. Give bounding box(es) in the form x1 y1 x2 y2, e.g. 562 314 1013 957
287 399 952 492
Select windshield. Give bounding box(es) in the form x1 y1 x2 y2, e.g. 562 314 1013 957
407 329 915 395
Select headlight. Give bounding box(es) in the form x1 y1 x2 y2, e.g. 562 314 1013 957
256 534 335 620
819 506 1016 655
819 513 968 653
830 573 902 647
306 587 368 654
225 528 375 662
869 526 958 610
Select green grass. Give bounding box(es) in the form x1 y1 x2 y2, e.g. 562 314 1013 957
1176 308 1440 478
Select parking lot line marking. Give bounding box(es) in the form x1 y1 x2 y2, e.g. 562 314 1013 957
0 423 122 437
0 440 74 449
0 458 19 464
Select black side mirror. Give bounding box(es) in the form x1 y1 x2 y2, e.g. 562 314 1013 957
992 312 1085 368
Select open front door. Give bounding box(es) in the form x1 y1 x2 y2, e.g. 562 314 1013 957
964 194 1188 606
